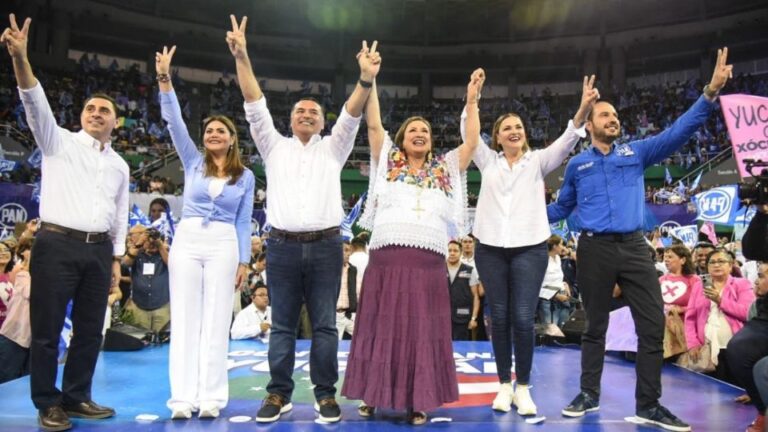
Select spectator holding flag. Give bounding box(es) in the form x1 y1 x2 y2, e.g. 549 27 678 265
156 42 255 420
3 13 128 431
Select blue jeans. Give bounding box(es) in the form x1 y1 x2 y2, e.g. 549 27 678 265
475 241 547 385
265 234 342 401
538 299 554 324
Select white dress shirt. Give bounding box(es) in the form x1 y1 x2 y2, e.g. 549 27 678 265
464 117 585 248
19 83 129 255
230 304 272 340
243 97 361 231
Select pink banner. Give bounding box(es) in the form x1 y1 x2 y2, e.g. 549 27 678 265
720 94 768 178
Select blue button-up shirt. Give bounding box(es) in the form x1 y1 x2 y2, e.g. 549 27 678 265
160 90 255 262
547 95 714 233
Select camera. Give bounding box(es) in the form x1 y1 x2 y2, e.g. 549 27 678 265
147 228 163 242
738 159 768 205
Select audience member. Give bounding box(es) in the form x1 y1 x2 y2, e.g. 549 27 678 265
122 226 170 332
231 283 271 341
447 240 480 341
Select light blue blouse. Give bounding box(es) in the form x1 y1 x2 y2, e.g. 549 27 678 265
160 90 255 263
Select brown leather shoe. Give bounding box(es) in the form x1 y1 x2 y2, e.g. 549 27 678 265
62 400 115 419
38 406 72 432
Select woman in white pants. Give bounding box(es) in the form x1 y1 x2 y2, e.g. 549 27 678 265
156 46 255 419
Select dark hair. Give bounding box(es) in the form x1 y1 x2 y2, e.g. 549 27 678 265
350 237 367 250
0 242 15 273
664 244 695 275
394 116 433 155
546 234 564 251
706 248 733 265
149 197 170 212
201 115 245 185
83 93 119 116
694 241 716 251
293 97 324 117
587 99 615 122
252 282 267 293
256 252 267 263
448 240 462 250
490 113 530 153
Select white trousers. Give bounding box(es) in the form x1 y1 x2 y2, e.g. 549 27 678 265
335 311 355 340
167 218 238 411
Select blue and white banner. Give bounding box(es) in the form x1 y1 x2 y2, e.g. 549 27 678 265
27 148 42 169
693 185 740 225
665 167 673 185
342 192 367 241
669 224 699 249
733 206 757 241
690 170 703 190
128 204 151 227
0 159 18 173
550 219 569 240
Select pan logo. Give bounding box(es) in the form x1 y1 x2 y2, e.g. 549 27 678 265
658 220 681 236
698 189 731 219
0 203 27 230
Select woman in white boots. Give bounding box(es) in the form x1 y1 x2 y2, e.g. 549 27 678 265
156 45 255 419
461 75 599 416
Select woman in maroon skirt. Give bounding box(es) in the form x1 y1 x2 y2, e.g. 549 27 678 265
341 50 485 425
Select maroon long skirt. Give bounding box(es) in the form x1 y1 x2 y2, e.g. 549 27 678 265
341 246 459 412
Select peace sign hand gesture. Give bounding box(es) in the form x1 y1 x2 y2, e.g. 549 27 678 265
357 40 381 82
227 15 248 60
155 45 176 75
574 74 599 127
1 14 31 60
708 47 733 93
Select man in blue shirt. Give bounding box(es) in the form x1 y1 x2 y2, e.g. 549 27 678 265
548 47 733 432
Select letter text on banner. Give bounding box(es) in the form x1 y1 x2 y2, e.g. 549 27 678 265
719 94 768 178
669 225 699 249
693 185 740 225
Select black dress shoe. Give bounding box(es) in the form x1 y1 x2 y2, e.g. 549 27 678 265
38 406 72 432
62 400 116 419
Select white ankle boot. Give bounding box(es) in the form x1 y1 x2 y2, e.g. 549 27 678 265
492 382 514 412
512 384 537 415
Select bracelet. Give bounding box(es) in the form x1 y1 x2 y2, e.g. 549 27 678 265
358 79 373 89
703 83 719 99
238 262 250 267
157 73 171 83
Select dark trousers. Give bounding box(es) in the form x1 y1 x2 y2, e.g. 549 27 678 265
475 241 548 385
754 356 768 417
265 234 342 401
727 319 768 413
451 322 471 341
0 334 29 384
29 230 112 409
576 234 664 411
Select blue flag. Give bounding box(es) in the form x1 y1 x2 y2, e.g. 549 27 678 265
341 192 367 241
664 167 673 185
693 185 740 226
150 209 176 244
27 148 42 169
550 219 569 240
690 170 703 191
58 301 73 361
0 159 18 173
129 204 151 227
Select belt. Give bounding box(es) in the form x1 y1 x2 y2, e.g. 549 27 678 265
581 230 644 242
270 227 340 243
41 222 110 244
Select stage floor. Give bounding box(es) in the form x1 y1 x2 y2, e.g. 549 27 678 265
0 340 754 431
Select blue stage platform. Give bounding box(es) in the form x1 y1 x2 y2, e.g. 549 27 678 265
0 340 754 431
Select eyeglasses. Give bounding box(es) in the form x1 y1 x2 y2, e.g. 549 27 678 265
708 259 731 266
252 294 268 297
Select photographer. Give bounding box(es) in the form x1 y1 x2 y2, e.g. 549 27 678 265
743 204 768 261
122 226 170 331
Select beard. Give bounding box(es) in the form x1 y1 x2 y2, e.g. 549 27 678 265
591 125 620 144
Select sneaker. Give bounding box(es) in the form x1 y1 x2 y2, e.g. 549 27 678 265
512 384 537 416
562 391 600 417
357 402 375 418
408 410 427 425
492 382 513 412
255 394 293 423
314 397 341 423
635 404 691 432
745 413 764 432
198 403 219 419
170 407 192 420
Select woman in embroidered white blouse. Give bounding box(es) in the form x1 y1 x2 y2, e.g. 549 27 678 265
463 76 600 416
342 63 484 425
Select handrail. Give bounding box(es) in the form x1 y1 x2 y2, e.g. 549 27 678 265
677 147 733 184
0 123 35 150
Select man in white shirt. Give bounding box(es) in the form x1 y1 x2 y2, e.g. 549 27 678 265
3 14 128 431
336 242 363 340
231 284 271 340
348 236 369 277
227 15 380 423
